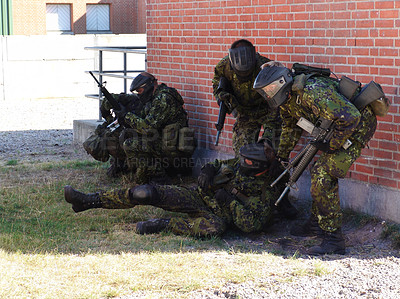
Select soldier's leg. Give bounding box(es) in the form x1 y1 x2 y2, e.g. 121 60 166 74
232 115 261 157
308 144 362 255
310 144 362 232
64 186 133 213
131 185 226 237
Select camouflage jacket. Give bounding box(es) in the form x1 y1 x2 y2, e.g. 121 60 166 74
123 83 188 135
212 53 281 139
212 53 272 113
199 158 284 233
100 93 142 124
277 76 377 159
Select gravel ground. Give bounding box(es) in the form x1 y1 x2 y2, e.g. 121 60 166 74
1 98 400 298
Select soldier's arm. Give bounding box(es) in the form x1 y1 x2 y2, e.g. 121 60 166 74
311 92 361 151
276 106 303 160
123 93 171 133
229 193 272 233
261 107 281 145
212 57 230 98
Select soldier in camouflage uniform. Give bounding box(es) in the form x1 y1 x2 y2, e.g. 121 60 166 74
64 142 291 237
212 39 281 155
113 72 194 184
254 65 378 255
83 92 141 177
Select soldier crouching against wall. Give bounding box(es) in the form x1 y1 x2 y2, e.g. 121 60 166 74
253 65 385 255
113 72 196 184
64 142 294 237
83 91 142 177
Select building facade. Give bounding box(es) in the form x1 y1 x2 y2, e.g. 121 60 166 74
4 0 146 35
145 0 400 193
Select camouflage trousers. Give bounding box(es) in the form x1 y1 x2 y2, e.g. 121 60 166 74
310 141 364 232
122 133 165 184
232 113 280 157
99 185 227 237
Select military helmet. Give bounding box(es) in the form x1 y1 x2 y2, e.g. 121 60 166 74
130 73 156 103
228 39 256 78
239 143 272 176
253 66 293 109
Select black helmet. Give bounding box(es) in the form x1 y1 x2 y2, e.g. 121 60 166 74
130 73 156 103
253 66 293 109
229 39 256 79
239 143 272 176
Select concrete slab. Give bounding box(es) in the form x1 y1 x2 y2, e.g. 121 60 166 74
73 119 103 145
290 171 400 224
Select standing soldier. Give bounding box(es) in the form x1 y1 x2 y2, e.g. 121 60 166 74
254 65 382 255
212 39 281 155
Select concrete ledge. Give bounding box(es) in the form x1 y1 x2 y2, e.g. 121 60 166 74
290 171 400 224
73 119 102 144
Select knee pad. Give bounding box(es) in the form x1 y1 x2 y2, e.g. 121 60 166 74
129 184 159 205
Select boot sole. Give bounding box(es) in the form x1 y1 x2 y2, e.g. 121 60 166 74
64 185 74 203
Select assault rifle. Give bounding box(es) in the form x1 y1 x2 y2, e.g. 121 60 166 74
89 71 123 132
89 71 121 111
215 77 234 146
271 117 352 206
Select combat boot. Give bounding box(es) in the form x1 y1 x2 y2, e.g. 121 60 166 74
135 218 170 234
64 185 102 213
307 229 346 255
276 194 298 220
290 214 323 237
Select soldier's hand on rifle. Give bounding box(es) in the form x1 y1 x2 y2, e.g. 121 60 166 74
113 105 127 121
215 189 234 208
310 139 336 154
217 91 237 114
198 164 216 189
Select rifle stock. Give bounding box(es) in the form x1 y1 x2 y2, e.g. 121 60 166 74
215 101 228 146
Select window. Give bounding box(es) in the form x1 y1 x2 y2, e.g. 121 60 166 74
86 4 111 33
46 4 71 33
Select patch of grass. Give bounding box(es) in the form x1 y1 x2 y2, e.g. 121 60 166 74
342 208 379 227
381 222 400 249
6 159 18 166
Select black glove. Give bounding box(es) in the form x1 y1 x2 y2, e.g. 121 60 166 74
216 91 237 113
269 156 287 179
214 189 235 207
113 105 127 120
310 140 336 154
198 164 216 189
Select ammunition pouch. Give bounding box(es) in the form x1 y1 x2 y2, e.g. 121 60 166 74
82 126 110 162
178 127 196 153
212 164 235 186
162 123 180 152
339 76 361 101
162 123 196 154
352 81 390 117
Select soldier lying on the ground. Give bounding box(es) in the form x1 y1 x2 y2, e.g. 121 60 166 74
64 142 298 238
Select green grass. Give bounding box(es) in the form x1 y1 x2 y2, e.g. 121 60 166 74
0 159 396 298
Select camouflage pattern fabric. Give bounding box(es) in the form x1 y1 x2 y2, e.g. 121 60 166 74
277 76 377 232
97 158 285 237
212 54 282 154
121 84 190 183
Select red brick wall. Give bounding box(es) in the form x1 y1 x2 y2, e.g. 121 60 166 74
12 0 145 35
146 0 400 190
